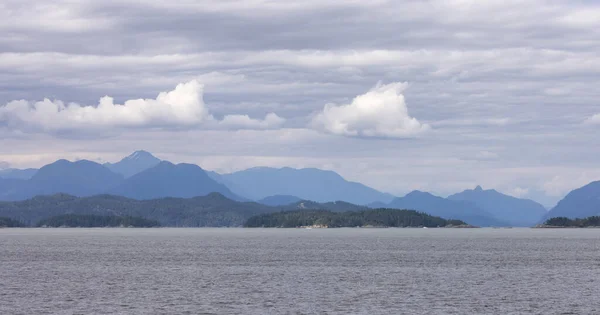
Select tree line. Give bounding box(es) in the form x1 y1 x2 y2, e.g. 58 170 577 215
244 208 468 228
543 216 600 227
36 214 160 227
0 217 26 227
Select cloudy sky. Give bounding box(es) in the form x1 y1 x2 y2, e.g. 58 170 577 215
1 0 599 207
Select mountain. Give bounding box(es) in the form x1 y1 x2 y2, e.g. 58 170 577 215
384 190 507 227
206 170 250 197
448 186 547 226
545 181 600 220
0 168 38 180
217 167 395 205
104 150 161 178
0 178 27 200
257 195 302 206
2 160 124 200
108 161 243 201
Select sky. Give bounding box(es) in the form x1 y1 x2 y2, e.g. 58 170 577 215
1 0 599 207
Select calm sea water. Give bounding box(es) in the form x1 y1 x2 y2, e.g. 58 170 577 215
1 228 599 314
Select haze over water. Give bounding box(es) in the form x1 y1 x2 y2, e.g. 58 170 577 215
2 228 599 314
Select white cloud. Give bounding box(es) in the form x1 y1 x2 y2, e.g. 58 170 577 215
0 80 284 133
431 118 512 127
584 113 600 125
219 113 285 129
310 82 430 138
541 174 600 197
506 187 529 198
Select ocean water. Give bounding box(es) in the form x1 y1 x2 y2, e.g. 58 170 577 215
1 228 599 314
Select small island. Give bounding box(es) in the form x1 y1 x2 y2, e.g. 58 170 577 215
536 216 600 228
0 217 26 228
36 214 161 228
244 208 471 228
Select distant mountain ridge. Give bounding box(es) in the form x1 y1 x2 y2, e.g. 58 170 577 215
448 186 547 227
0 152 243 202
215 166 395 205
3 160 124 200
382 190 508 227
108 161 243 201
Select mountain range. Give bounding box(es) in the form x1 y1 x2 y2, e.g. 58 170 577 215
2 150 598 226
209 167 396 205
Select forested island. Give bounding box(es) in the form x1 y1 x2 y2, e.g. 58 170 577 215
36 214 161 228
0 217 25 227
538 216 600 228
244 208 470 228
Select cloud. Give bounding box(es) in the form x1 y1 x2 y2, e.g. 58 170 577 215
0 161 10 170
584 113 600 125
432 118 512 127
310 82 430 138
541 174 600 197
506 187 529 198
219 113 285 130
0 80 284 133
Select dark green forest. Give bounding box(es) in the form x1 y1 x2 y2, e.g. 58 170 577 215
244 208 468 228
37 214 160 227
0 217 26 227
543 216 600 227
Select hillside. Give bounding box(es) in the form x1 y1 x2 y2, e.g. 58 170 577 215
0 217 25 227
0 193 475 227
539 216 600 228
257 195 302 206
37 214 160 228
545 181 600 220
0 193 272 227
0 178 26 200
